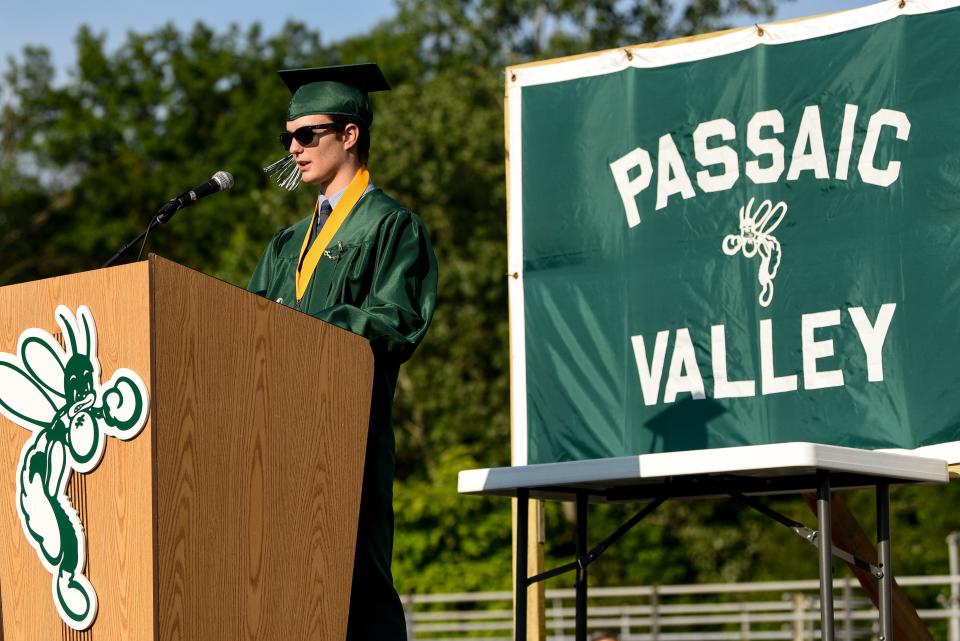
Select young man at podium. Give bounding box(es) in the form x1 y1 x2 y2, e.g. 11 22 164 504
247 63 438 640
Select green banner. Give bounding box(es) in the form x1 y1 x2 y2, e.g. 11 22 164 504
508 2 960 465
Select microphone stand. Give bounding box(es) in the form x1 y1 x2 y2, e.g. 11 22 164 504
102 201 178 268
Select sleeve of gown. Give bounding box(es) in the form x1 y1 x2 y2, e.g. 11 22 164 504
247 231 282 296
313 211 438 363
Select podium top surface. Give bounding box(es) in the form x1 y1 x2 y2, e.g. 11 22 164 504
457 443 950 501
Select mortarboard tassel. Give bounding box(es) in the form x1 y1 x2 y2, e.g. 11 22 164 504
262 154 303 191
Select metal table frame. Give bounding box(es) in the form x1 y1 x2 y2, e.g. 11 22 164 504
458 443 949 641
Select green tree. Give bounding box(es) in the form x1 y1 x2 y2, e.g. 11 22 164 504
394 0 779 65
28 3 960 604
0 21 331 285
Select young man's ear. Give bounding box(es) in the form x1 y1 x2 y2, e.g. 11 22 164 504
342 122 360 151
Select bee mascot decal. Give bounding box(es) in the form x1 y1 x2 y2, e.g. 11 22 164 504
0 305 149 631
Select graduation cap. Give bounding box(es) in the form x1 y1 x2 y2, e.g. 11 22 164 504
279 63 391 127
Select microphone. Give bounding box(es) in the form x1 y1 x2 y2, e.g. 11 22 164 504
102 170 235 268
156 171 234 223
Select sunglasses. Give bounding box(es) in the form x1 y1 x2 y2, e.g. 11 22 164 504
280 123 344 150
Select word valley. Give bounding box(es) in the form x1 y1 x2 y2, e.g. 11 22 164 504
630 304 896 406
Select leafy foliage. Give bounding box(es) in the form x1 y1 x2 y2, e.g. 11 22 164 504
0 22 331 284
394 0 779 65
10 0 958 603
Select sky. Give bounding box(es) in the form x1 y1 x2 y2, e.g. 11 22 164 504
0 0 877 75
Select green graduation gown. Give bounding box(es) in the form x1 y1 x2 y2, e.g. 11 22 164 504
248 188 438 640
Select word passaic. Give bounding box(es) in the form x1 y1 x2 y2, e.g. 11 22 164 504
610 104 910 227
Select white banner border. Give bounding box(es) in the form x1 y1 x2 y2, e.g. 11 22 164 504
506 0 960 466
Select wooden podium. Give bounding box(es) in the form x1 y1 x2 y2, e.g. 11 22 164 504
0 256 374 641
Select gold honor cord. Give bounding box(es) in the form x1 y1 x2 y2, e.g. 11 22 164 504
295 167 370 301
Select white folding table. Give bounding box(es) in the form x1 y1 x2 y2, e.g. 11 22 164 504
458 442 949 641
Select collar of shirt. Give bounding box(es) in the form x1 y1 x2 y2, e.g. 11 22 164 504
320 179 375 210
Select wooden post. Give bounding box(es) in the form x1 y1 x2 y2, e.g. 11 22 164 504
511 497 546 641
505 58 545 641
529 500 546 641
791 592 806 641
651 585 660 640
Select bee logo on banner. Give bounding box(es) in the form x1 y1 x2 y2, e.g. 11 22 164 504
0 305 149 631
722 198 787 308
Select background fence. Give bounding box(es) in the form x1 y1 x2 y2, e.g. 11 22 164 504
402 533 960 640
403 575 960 640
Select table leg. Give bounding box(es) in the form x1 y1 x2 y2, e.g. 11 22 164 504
576 492 588 641
818 471 835 641
877 481 892 640
517 489 529 641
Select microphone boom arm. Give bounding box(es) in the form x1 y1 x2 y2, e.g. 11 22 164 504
101 171 234 268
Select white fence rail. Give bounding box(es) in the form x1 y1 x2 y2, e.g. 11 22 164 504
402 574 960 641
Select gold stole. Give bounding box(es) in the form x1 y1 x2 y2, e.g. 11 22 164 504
295 167 370 302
